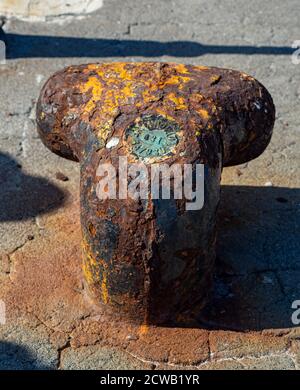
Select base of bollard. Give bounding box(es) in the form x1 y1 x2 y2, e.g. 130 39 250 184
83 274 213 326
0 195 213 366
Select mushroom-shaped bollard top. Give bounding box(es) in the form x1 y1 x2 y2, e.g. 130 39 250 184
37 63 275 324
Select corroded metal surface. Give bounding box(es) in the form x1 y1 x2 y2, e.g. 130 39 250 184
36 62 275 324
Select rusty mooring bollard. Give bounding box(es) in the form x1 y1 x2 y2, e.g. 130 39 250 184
36 63 275 324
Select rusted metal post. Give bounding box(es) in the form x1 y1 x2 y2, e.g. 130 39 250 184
37 63 275 324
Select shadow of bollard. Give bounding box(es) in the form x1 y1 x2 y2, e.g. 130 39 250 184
0 151 66 222
198 184 300 331
0 341 53 370
2 33 295 59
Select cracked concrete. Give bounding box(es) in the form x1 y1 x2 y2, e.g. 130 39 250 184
0 0 299 370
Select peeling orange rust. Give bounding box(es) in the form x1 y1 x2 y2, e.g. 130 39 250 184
36 62 275 325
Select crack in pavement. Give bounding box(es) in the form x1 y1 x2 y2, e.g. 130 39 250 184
57 338 71 370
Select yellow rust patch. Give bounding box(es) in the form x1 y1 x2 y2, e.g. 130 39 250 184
79 76 103 114
197 108 210 120
190 93 204 104
194 65 209 71
82 260 94 285
79 63 138 141
210 74 221 84
88 223 96 237
112 63 134 81
142 87 159 103
79 76 103 99
82 64 101 74
154 108 176 121
84 99 96 113
138 324 149 336
82 237 109 304
162 74 190 87
97 119 114 142
240 72 255 81
120 84 135 99
82 249 98 285
167 93 188 110
173 63 189 74
77 63 213 141
101 273 109 304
